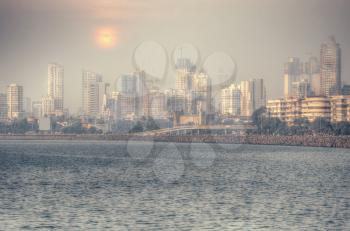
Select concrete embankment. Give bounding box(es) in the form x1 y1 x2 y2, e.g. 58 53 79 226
1 134 350 149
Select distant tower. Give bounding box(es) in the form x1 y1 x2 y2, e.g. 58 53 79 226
82 71 103 116
192 72 212 114
240 80 254 117
239 79 266 117
7 84 24 119
320 36 341 96
252 78 267 110
220 83 241 116
305 56 321 97
283 57 302 98
116 74 134 95
0 93 7 120
48 63 64 115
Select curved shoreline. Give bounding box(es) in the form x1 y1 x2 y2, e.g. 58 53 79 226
1 134 350 149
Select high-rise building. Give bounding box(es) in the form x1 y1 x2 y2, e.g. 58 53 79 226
116 74 137 95
175 58 195 71
115 72 147 118
284 56 320 98
284 57 302 98
165 89 186 113
143 89 167 119
48 63 64 115
320 36 341 96
135 71 147 117
220 83 240 116
310 73 321 96
0 93 7 121
220 79 266 117
31 101 42 119
110 91 122 120
7 84 24 119
239 79 266 117
304 56 320 75
41 96 54 117
191 72 212 114
252 78 266 110
240 80 253 117
82 71 103 116
175 69 192 91
25 97 32 115
291 79 310 99
118 94 137 120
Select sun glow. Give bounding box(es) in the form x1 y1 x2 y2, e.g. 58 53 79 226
95 27 118 48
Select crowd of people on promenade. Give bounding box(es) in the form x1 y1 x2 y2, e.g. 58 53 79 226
241 134 350 148
1 133 350 149
151 134 350 149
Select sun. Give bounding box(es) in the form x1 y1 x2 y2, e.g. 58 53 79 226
95 27 118 49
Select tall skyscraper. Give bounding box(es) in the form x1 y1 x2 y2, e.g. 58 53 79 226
41 96 54 117
240 80 254 117
25 97 32 115
175 69 192 91
221 79 266 117
320 36 341 96
175 58 195 72
304 56 320 75
291 79 310 99
31 101 42 119
191 72 212 114
283 56 319 98
143 89 167 119
48 63 64 115
116 74 136 95
252 78 267 110
165 89 186 113
0 93 7 121
7 84 24 119
115 72 147 118
220 83 241 116
310 73 321 96
284 57 302 98
135 71 147 117
82 71 103 116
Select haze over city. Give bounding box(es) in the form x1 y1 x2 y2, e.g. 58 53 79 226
2 1 350 230
0 0 350 112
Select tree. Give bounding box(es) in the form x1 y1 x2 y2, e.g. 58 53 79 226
261 117 286 135
62 122 84 134
145 117 159 131
333 122 350 135
310 117 333 134
251 107 289 135
88 126 97 134
129 121 144 133
251 107 266 131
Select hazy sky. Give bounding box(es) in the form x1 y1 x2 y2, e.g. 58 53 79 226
0 0 349 112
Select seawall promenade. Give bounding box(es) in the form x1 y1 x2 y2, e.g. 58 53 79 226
1 134 350 149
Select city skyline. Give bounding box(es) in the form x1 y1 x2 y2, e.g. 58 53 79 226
0 35 346 119
0 0 350 112
1 2 350 230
